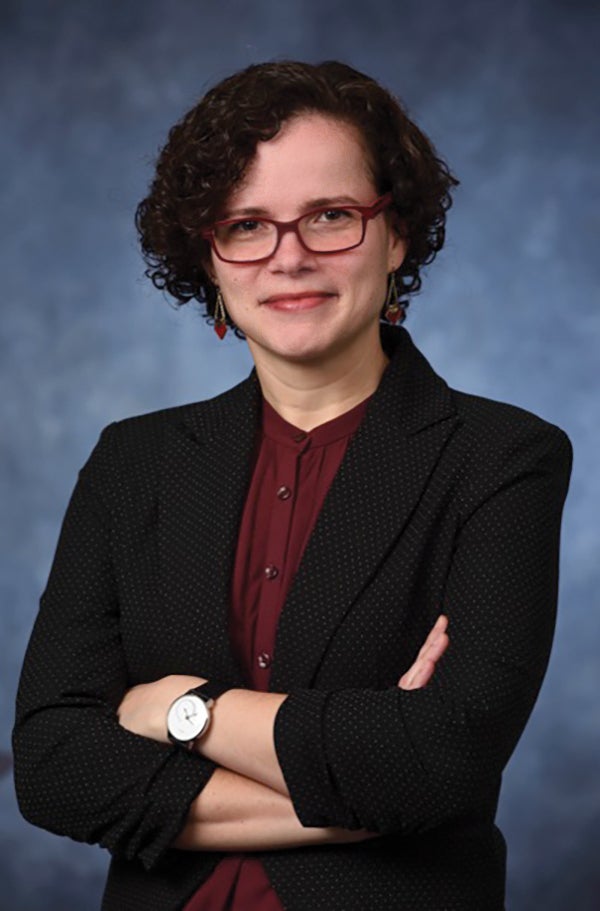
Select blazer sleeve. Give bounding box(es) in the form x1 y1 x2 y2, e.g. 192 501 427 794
12 424 218 871
273 421 573 834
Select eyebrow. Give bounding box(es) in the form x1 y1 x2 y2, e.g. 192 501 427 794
223 195 363 218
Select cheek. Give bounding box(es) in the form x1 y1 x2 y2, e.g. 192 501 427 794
351 250 389 294
217 270 261 318
214 265 242 294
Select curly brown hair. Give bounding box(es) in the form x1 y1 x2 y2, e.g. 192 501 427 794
136 60 458 333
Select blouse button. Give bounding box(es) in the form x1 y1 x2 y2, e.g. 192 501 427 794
276 485 292 500
264 564 279 580
292 431 308 443
257 652 272 669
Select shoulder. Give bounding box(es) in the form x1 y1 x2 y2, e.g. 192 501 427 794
78 373 259 490
450 387 572 462
387 326 572 474
382 326 571 467
97 373 256 450
444 388 573 516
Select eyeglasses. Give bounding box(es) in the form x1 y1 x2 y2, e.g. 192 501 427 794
201 193 393 264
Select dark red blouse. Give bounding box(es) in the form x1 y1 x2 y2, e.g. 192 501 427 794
183 395 370 910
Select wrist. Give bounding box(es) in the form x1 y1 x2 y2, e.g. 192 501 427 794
193 689 289 795
167 680 231 750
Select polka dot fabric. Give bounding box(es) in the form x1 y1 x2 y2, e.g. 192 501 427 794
13 327 572 910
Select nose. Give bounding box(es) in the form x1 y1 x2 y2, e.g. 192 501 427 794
267 224 316 273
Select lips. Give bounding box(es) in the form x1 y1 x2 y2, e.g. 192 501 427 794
260 291 336 310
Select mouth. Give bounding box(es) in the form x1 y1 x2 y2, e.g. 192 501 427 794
260 291 337 311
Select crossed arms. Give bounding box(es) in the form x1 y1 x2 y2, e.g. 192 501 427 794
116 616 449 851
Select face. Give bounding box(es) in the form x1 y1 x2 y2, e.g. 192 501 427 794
208 113 407 370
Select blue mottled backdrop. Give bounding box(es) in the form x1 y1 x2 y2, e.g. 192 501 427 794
1 1 599 908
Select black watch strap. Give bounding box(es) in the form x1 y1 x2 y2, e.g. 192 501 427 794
188 680 230 703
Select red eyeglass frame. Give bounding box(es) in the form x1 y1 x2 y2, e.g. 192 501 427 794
201 192 394 263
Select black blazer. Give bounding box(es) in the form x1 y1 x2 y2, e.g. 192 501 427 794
13 326 572 911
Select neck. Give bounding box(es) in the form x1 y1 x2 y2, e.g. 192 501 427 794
249 327 390 431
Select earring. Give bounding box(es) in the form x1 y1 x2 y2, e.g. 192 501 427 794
384 272 405 325
214 288 228 339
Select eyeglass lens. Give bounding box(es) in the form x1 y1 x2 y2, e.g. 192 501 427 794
213 209 365 262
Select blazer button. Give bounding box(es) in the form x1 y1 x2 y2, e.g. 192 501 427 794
257 652 272 669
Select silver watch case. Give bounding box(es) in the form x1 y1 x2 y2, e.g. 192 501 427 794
167 692 214 747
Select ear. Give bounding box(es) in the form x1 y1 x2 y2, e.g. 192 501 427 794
387 223 409 273
201 252 218 286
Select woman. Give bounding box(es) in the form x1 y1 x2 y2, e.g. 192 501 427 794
13 61 572 910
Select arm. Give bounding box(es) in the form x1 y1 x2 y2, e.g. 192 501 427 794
269 424 573 834
196 615 449 796
12 426 218 871
117 617 449 851
173 767 375 851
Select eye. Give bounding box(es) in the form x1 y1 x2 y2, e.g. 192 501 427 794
316 208 353 222
225 219 264 235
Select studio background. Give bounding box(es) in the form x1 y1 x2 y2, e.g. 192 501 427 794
1 1 598 909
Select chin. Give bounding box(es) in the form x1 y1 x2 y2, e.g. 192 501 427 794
249 327 333 363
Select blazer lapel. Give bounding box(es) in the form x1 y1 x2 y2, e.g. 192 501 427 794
270 328 459 691
157 374 261 686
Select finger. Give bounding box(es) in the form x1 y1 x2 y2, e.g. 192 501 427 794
397 631 449 690
415 614 448 661
425 631 449 663
398 654 431 689
408 633 450 677
401 658 435 691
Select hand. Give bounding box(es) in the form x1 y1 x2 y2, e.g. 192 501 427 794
117 674 206 742
116 616 449 742
398 614 449 690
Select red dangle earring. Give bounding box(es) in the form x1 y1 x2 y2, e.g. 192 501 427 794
384 272 406 324
214 288 228 340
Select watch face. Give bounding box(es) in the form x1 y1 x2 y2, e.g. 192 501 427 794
167 694 210 742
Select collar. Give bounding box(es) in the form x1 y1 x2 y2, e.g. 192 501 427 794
261 395 372 450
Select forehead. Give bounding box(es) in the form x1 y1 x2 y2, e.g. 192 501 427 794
228 113 376 211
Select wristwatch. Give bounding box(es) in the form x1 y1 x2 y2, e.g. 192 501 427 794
166 681 229 749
